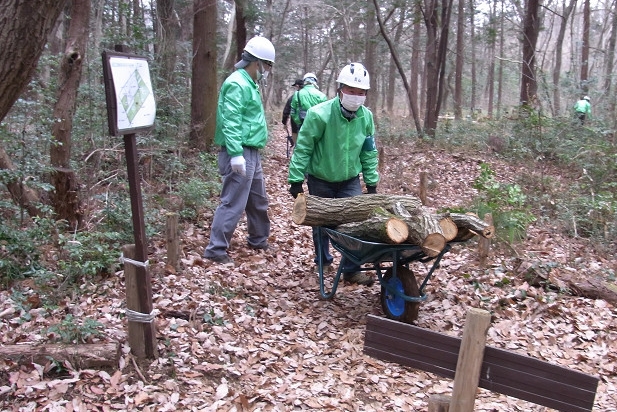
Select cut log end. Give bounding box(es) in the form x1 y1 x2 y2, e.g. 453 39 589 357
387 219 409 244
421 233 446 257
292 193 307 225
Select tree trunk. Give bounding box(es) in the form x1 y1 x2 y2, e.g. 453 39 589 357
454 0 464 120
0 342 120 369
189 0 218 150
365 0 378 111
520 0 540 104
423 0 453 137
292 193 423 227
411 1 423 121
0 0 69 122
581 0 590 91
486 0 496 119
156 0 180 110
469 0 477 115
0 146 41 218
50 0 90 230
553 0 576 116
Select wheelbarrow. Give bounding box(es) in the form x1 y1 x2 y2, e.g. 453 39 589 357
316 227 452 323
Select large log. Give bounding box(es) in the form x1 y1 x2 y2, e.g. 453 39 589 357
292 193 423 226
336 215 408 244
391 202 446 256
438 216 459 242
448 213 495 238
0 342 121 368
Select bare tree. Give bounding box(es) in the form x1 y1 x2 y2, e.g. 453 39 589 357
551 0 576 116
386 7 406 114
422 0 454 136
372 0 423 134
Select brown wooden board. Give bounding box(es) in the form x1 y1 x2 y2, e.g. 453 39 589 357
364 315 599 412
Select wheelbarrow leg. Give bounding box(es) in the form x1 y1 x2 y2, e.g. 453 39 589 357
316 227 342 299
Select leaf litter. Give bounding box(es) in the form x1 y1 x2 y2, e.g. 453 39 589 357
0 128 616 411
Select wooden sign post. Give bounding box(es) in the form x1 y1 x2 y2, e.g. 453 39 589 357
102 45 157 359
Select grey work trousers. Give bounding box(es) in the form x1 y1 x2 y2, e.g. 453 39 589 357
204 147 270 258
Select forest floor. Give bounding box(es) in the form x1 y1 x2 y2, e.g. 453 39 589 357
0 124 616 411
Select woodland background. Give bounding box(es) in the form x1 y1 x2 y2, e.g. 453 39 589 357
0 0 617 410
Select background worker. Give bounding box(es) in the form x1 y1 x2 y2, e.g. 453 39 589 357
203 36 275 265
282 79 304 146
287 63 379 286
574 95 591 125
290 72 327 132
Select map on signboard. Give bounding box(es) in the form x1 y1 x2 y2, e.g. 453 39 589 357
109 56 156 131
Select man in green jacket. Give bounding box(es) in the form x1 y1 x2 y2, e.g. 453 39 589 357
290 72 328 131
574 95 591 125
204 36 275 265
288 63 379 286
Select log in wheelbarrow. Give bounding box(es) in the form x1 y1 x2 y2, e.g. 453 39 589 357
316 226 453 323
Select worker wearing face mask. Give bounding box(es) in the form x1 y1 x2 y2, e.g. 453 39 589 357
203 36 275 265
287 63 379 286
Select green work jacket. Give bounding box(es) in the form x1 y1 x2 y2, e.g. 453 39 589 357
214 69 268 157
288 96 379 186
573 99 591 116
290 84 328 126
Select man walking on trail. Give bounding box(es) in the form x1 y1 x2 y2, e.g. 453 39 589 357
287 63 379 286
203 36 275 265
290 72 327 132
282 79 304 146
574 95 591 125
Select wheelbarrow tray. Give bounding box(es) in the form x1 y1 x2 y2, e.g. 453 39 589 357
317 227 451 303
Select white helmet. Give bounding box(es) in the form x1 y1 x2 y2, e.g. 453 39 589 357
584 96 590 101
336 63 370 90
303 72 318 85
244 36 275 64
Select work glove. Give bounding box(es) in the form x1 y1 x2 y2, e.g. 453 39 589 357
366 185 377 194
289 182 304 199
230 156 246 177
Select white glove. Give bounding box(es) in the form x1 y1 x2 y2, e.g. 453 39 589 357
230 155 246 176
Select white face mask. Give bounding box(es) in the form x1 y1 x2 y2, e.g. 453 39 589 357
257 61 270 86
340 92 366 112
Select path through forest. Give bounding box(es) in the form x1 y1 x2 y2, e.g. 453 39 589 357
0 125 615 411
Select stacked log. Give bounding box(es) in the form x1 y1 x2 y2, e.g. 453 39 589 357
292 194 494 257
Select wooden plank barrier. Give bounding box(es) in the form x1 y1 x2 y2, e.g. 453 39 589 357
364 314 599 412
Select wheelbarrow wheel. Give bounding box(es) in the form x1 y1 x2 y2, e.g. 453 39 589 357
380 265 420 323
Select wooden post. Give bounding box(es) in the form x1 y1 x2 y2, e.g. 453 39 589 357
478 213 493 267
419 171 428 205
166 212 180 271
428 395 451 412
449 308 492 412
122 244 157 359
